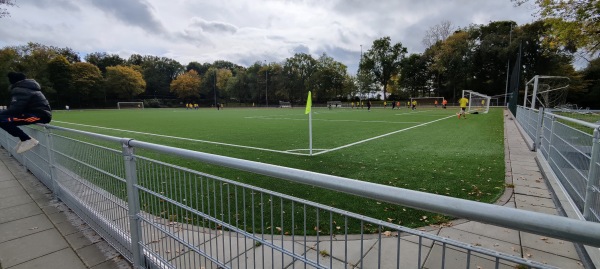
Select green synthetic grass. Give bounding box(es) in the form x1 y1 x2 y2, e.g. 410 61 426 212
50 106 506 230
554 111 600 134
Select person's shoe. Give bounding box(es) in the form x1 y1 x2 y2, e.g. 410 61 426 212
13 141 22 152
16 138 39 153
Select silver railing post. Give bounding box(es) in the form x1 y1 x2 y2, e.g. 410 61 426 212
44 127 59 198
545 114 556 160
583 127 600 220
534 107 545 151
122 138 145 268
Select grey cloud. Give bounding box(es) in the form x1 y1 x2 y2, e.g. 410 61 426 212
29 0 80 12
292 44 309 54
89 0 165 34
188 18 238 34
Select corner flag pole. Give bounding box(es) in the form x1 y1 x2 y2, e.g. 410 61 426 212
305 91 313 156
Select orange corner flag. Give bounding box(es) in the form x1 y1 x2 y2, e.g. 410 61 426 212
305 91 312 114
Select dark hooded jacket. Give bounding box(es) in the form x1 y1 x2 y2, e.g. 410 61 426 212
1 79 52 123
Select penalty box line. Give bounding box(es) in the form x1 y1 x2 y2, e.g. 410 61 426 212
52 121 309 156
312 114 455 156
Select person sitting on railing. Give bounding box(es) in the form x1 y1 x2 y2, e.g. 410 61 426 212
0 72 52 153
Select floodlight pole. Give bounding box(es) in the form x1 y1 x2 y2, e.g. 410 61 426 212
265 60 268 107
504 24 513 107
213 73 217 107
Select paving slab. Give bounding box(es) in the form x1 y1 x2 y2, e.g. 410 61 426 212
64 227 103 250
0 229 69 268
0 185 27 198
77 240 122 268
9 248 87 269
424 243 518 269
437 227 521 255
520 232 579 260
521 247 585 269
358 238 430 269
0 202 42 224
514 185 552 198
190 239 312 269
0 214 54 243
0 179 20 190
89 256 132 269
450 221 521 245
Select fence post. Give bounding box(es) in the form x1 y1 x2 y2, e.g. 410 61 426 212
122 139 145 268
44 127 59 198
533 107 545 151
583 127 600 220
545 114 557 160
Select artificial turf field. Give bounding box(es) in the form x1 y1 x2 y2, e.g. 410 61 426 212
50 106 506 228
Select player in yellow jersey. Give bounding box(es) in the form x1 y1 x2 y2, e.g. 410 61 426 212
458 96 469 119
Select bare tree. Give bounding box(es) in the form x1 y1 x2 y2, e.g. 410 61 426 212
422 20 455 47
0 0 16 18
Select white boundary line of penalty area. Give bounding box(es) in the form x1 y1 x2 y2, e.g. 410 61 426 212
311 114 455 156
51 121 309 156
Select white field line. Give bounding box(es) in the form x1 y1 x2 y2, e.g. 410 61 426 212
52 120 309 156
244 116 419 124
312 114 455 156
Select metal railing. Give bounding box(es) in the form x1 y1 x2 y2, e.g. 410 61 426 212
3 123 600 269
516 105 600 223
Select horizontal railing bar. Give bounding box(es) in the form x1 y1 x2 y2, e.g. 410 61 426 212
546 112 600 129
42 124 126 143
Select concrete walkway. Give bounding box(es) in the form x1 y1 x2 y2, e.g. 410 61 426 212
0 109 592 268
0 150 132 269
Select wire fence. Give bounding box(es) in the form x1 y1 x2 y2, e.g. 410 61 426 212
516 105 600 223
2 123 600 268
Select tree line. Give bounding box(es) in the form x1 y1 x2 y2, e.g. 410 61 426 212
0 19 598 109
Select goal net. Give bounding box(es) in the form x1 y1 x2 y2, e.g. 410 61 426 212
327 101 342 108
117 102 144 109
279 101 292 108
410 97 444 106
524 75 570 109
462 90 491 114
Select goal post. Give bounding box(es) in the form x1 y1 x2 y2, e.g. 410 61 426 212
462 90 491 114
409 97 445 106
279 101 292 108
117 102 144 109
523 75 570 109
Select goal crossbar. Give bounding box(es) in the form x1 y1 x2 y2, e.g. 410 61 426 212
462 90 491 114
524 75 570 109
117 102 144 109
409 97 444 106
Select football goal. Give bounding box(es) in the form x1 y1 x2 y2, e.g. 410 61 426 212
327 101 343 108
410 97 444 106
462 90 491 114
279 101 292 108
117 102 144 109
523 75 570 109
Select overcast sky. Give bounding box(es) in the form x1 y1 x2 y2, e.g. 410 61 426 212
1 0 537 73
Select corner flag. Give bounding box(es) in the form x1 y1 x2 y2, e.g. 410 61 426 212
305 91 312 114
305 91 313 155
